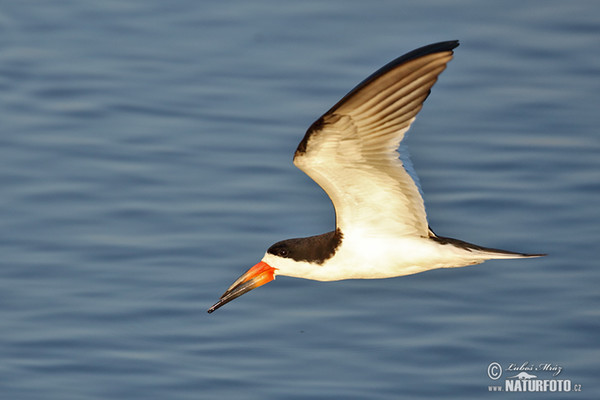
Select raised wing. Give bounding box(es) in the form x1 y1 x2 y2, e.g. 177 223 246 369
294 41 458 237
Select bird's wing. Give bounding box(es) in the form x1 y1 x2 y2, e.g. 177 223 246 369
293 41 458 237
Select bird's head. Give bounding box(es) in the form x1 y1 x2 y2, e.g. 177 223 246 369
208 238 322 314
206 240 300 313
207 232 341 313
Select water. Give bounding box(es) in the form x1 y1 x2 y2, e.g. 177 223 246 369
1 1 599 399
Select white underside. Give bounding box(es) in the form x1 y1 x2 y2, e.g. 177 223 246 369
262 233 526 282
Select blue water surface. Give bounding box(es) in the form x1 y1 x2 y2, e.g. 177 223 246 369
1 1 599 399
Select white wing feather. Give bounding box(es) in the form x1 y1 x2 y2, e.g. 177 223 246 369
293 42 457 238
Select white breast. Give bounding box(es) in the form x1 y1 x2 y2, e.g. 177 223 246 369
265 232 486 282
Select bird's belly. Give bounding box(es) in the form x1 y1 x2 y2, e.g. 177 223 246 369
302 236 479 281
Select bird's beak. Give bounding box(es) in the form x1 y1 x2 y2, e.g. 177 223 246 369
207 261 276 313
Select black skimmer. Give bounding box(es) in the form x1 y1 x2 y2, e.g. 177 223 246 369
208 40 544 313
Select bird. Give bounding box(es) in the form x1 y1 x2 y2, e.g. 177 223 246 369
207 40 544 313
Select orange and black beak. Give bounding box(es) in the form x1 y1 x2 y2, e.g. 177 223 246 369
207 261 276 313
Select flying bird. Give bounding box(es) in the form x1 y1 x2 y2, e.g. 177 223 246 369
208 40 544 313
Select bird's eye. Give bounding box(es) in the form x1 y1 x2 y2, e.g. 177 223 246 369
277 248 289 257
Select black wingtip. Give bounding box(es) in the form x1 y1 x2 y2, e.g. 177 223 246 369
398 40 460 62
425 40 460 52
430 235 546 258
345 40 460 98
294 41 460 157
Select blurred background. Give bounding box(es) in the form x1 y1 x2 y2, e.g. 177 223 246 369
1 1 598 399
